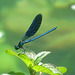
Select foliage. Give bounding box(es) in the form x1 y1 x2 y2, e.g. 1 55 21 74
5 49 67 75
1 71 25 75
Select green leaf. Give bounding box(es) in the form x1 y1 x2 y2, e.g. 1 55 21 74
8 71 25 75
41 63 63 75
25 50 36 60
33 65 61 75
34 51 51 65
5 49 33 67
5 49 18 56
1 71 25 75
33 65 52 74
18 53 33 67
57 67 67 74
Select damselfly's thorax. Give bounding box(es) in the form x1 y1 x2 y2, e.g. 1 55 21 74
15 40 24 50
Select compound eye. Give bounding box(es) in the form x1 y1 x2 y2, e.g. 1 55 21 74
15 46 19 50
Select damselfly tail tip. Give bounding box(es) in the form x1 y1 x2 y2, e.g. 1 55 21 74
55 27 57 29
56 26 57 28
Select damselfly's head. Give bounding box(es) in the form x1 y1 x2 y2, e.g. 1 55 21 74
15 45 19 50
15 40 24 50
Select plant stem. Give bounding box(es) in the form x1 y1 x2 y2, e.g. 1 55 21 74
39 72 42 75
29 67 36 75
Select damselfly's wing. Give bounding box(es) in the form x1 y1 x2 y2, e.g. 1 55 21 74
22 14 42 41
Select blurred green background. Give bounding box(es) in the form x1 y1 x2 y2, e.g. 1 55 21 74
0 0 75 75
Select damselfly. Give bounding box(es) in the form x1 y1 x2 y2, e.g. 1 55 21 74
15 14 57 50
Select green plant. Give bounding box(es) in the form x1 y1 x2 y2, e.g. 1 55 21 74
5 49 67 75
